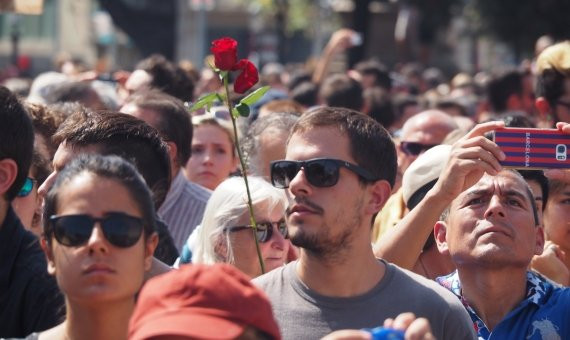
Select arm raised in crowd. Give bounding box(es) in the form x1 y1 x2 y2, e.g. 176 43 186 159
312 29 357 85
373 121 506 269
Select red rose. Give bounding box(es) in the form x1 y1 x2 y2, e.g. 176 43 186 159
233 59 259 94
211 37 238 71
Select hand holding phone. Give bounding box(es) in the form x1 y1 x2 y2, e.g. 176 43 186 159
493 127 570 169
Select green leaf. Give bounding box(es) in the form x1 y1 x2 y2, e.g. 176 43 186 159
187 93 218 112
239 86 270 106
235 102 250 117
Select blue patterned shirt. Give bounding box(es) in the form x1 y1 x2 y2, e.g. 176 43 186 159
436 270 570 340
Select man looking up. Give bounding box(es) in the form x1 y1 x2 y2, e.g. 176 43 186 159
254 107 475 340
0 86 63 337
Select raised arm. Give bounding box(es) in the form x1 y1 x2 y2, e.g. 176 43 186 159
312 29 357 85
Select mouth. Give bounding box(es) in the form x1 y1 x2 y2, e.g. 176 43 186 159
477 222 513 239
83 263 115 275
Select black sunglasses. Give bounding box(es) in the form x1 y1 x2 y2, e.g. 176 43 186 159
399 142 438 156
270 158 377 189
49 212 144 248
17 177 37 197
224 220 288 243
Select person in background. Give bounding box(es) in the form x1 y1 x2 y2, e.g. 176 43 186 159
29 155 158 340
184 114 238 191
184 177 290 278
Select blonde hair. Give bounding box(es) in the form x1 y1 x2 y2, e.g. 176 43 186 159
192 176 287 265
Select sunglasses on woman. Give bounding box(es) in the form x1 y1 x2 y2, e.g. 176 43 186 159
49 212 144 248
17 177 37 197
224 220 288 243
270 158 377 189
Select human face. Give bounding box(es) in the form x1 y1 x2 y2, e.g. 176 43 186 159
228 202 289 277
185 125 237 190
258 128 288 178
443 171 544 269
543 183 570 252
45 173 155 305
553 78 570 123
284 128 368 258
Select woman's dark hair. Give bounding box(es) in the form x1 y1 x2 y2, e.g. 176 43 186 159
43 154 157 244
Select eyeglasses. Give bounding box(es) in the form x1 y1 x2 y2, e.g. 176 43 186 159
224 220 288 243
270 158 377 189
17 177 37 197
399 142 438 156
49 212 144 248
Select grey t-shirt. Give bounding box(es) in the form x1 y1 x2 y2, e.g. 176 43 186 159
254 260 476 340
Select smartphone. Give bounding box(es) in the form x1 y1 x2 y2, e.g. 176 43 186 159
493 127 570 169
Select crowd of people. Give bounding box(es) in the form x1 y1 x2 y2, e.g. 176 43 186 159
0 29 569 340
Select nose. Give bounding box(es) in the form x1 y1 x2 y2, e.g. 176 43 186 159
288 168 312 197
484 195 506 220
202 149 214 165
269 225 286 250
87 223 109 254
37 171 56 199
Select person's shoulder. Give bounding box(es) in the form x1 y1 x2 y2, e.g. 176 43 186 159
183 180 212 203
252 262 293 291
389 263 463 306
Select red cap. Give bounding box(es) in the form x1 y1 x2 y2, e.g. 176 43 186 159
129 263 281 340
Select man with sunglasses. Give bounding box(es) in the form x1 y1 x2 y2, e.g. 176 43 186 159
0 86 64 337
372 110 458 243
253 107 475 340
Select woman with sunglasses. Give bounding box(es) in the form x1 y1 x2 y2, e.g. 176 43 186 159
184 113 239 191
22 154 158 340
188 176 290 278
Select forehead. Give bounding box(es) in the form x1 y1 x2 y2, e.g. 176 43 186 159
286 127 352 161
53 142 100 171
455 171 531 203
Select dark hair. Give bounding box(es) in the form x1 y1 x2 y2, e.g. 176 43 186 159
355 59 392 91
290 81 318 108
363 87 395 128
53 111 171 209
319 74 363 111
124 90 192 166
136 54 195 102
24 102 68 159
487 70 523 112
0 86 34 201
393 94 419 121
43 154 157 244
290 107 397 187
518 170 549 211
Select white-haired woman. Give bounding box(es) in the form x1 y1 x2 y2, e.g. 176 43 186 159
181 176 290 278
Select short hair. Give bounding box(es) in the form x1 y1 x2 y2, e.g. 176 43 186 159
53 111 171 209
259 99 304 116
363 87 395 128
43 154 157 245
192 176 286 265
535 41 570 107
136 54 195 102
393 94 419 121
23 102 67 159
125 90 192 166
355 59 392 90
547 179 569 197
290 107 397 188
518 170 549 210
46 81 103 107
0 86 34 201
486 69 523 112
290 81 318 107
319 74 363 111
242 113 299 176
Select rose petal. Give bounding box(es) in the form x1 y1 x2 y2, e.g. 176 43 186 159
211 37 238 71
233 59 259 94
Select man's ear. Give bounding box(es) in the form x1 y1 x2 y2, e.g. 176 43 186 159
434 221 449 256
41 236 57 276
0 159 18 197
144 232 159 271
166 141 178 167
365 180 392 215
535 97 551 116
534 226 545 256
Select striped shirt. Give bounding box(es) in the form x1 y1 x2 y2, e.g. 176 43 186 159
158 171 211 251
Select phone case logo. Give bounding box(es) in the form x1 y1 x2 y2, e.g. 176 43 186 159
556 144 567 161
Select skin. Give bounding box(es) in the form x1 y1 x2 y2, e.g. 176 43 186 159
285 127 391 297
41 173 157 340
227 202 290 278
185 124 237 190
543 183 570 271
257 127 289 178
11 168 41 236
